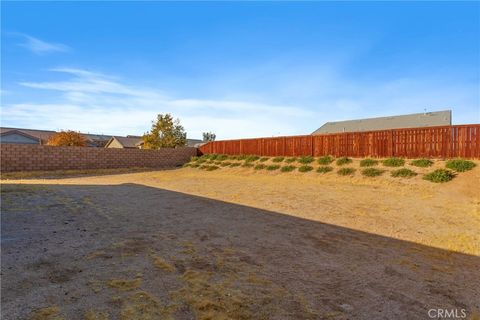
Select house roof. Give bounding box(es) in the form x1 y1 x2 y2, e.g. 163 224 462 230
106 136 142 148
311 110 452 135
0 127 113 145
135 138 202 147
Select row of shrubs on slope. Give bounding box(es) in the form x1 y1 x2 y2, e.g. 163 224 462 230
186 155 476 183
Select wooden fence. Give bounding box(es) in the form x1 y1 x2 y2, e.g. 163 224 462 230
198 124 480 158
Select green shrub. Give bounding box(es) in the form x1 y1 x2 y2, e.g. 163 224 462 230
423 169 455 183
242 162 254 168
316 166 333 174
183 163 191 167
196 159 207 164
236 155 247 160
445 159 476 172
298 165 313 172
190 163 200 168
254 164 266 170
298 156 314 164
229 163 241 167
216 154 228 161
284 157 297 163
336 157 352 166
208 154 218 160
337 168 356 176
245 155 260 162
214 161 222 165
266 165 281 171
318 156 334 165
360 159 378 167
272 157 284 163
361 168 384 177
220 161 232 167
259 157 270 162
410 159 433 167
228 155 238 160
391 168 417 178
280 165 296 172
382 157 405 167
190 156 199 162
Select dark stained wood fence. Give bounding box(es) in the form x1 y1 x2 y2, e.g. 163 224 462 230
199 124 480 158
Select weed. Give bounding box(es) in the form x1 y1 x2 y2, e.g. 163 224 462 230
424 169 455 183
229 163 241 167
382 157 405 167
410 159 433 167
205 165 220 171
254 164 266 170
196 159 207 164
245 155 260 162
208 154 218 160
266 165 281 171
228 155 238 160
242 162 254 168
280 165 296 172
236 154 247 160
220 162 232 167
182 163 191 168
190 156 199 162
360 159 378 167
272 157 284 163
298 165 313 172
337 168 356 176
318 156 334 165
445 159 476 172
316 166 333 173
361 168 384 177
284 157 297 163
391 168 417 178
190 163 200 168
259 157 270 162
298 156 314 164
336 157 352 166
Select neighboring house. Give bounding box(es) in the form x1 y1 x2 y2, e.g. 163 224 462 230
0 127 112 147
104 136 142 149
311 110 452 134
133 138 204 149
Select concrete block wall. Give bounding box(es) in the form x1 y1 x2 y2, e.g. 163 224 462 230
0 144 198 172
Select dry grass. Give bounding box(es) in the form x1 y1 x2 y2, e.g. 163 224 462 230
108 278 143 291
1 167 152 180
151 254 176 272
84 310 109 320
119 291 174 320
29 306 64 320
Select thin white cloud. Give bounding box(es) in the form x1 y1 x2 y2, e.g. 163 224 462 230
4 68 314 139
15 33 70 55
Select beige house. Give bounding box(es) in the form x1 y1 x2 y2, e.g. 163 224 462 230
104 136 142 148
105 136 203 148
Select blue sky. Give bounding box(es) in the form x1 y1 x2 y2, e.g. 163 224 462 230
1 2 479 139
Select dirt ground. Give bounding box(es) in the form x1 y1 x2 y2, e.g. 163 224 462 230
1 160 479 320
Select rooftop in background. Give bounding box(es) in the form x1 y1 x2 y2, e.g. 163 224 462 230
312 110 452 135
1 127 117 147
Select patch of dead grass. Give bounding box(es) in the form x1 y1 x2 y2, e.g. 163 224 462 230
29 306 64 320
108 278 142 291
119 291 175 320
84 309 109 320
151 254 176 272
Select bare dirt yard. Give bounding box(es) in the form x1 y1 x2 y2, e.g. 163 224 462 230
1 160 479 320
